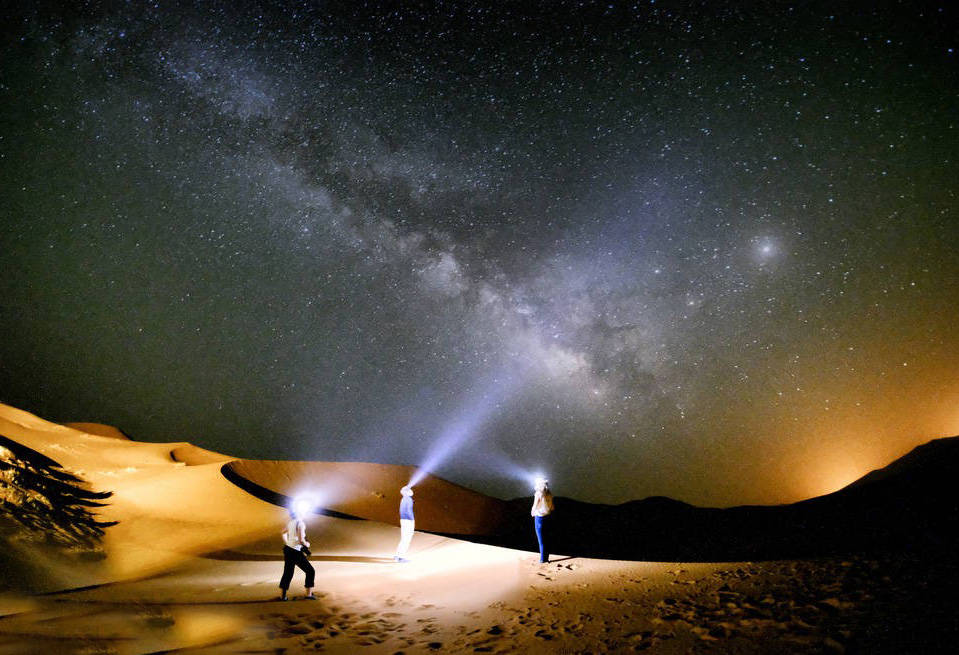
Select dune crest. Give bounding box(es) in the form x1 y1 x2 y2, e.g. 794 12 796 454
64 422 131 440
0 403 77 438
170 443 234 465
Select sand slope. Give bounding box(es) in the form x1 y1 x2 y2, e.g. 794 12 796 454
1 402 517 587
64 422 131 440
225 458 516 535
0 401 538 652
3 401 958 653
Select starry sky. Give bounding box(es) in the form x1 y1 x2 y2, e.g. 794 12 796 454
1 1 957 506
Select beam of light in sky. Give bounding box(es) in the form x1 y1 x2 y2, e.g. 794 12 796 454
493 454 537 485
475 447 546 493
408 370 522 488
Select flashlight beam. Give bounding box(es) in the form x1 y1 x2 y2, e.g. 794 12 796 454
408 372 521 487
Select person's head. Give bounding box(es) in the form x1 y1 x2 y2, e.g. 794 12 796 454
401 485 414 497
534 477 549 492
290 495 314 519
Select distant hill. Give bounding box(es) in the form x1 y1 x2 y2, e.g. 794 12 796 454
493 436 959 560
837 436 959 494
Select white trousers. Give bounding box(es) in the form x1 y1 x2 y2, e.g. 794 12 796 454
396 519 415 557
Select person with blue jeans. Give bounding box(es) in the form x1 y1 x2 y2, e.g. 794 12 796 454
531 477 554 563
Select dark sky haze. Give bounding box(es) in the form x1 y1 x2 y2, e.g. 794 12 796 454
2 0 957 506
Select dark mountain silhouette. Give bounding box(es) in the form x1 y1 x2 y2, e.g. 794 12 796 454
488 436 959 561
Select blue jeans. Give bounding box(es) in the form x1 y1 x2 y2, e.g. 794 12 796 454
534 516 548 563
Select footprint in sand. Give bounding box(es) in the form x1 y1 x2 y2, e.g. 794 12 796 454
466 636 498 652
137 608 175 629
283 623 312 635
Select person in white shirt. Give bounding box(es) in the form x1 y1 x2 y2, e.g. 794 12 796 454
394 486 415 562
531 477 554 563
278 506 315 600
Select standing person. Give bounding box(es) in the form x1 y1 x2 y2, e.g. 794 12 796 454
278 506 315 600
531 477 554 564
394 486 415 562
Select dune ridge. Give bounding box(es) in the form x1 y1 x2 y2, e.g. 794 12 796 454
224 458 515 536
2 401 959 653
64 422 131 440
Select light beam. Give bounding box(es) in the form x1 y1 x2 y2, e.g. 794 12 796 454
408 371 521 487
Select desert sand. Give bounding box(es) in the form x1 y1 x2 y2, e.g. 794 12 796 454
1 401 956 654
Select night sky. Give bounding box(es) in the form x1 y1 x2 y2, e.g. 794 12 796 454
2 1 957 506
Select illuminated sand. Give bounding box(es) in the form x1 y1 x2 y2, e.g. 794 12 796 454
1 402 956 653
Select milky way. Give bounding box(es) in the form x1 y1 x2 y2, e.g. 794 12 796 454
2 1 957 505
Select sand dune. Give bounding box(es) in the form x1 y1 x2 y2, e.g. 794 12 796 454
225 458 515 535
2 400 957 653
64 422 132 440
171 443 235 466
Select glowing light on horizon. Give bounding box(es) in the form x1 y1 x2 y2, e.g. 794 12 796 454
801 454 869 499
816 468 862 496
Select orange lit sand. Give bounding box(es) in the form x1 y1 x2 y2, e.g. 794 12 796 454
0 402 948 653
